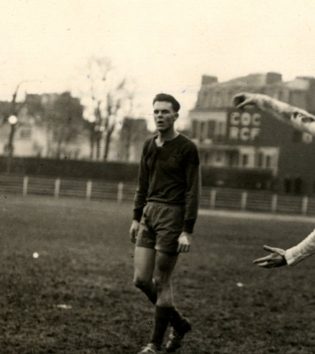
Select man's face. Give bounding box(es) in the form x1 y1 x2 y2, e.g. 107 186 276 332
153 101 178 132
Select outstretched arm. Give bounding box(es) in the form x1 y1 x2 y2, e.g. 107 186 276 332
285 229 315 265
233 92 315 136
253 229 315 267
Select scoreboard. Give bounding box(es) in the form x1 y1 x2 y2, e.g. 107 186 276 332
227 110 262 143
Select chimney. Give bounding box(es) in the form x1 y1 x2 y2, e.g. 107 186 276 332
201 75 218 86
266 72 282 85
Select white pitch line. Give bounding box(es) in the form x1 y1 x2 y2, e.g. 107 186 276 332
199 208 315 224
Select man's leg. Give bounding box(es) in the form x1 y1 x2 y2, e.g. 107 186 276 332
133 246 157 303
154 252 191 353
149 251 178 350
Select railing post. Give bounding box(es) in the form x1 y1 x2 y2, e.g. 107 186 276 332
241 191 247 211
210 189 216 209
117 182 124 203
54 178 61 198
86 180 92 200
271 194 278 213
301 196 308 215
22 176 28 197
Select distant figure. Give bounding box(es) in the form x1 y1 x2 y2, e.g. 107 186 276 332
233 92 315 268
129 93 200 353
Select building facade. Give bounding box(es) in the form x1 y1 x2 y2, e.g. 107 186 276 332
189 73 315 194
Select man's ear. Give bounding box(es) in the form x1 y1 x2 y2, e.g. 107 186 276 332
174 112 179 121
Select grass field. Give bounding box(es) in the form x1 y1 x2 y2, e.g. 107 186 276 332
0 196 315 354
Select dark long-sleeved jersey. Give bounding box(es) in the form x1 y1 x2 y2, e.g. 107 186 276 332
133 134 200 233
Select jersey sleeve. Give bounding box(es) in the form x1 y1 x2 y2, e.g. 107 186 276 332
183 142 200 233
133 139 151 221
284 229 315 265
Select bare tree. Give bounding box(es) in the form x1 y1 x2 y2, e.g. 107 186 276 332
5 82 26 172
79 56 134 160
42 92 84 159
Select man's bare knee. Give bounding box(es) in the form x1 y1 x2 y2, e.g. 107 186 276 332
156 251 178 274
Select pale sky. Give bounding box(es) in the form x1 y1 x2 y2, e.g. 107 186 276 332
1 0 315 124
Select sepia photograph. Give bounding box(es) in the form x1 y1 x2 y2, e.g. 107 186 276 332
0 0 315 353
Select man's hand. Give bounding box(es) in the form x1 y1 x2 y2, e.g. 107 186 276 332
253 245 287 268
232 93 256 109
129 220 140 244
177 232 192 253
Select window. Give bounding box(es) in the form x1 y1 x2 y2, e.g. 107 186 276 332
203 152 209 165
215 121 226 142
192 120 198 139
207 120 215 139
200 121 206 141
242 154 248 167
19 128 32 139
265 155 271 168
257 153 263 167
216 151 222 163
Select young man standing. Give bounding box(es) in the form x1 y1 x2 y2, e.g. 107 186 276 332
129 93 200 354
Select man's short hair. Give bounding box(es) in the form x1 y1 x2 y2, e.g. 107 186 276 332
153 93 181 112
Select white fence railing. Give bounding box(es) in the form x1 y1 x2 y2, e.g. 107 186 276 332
1 174 315 216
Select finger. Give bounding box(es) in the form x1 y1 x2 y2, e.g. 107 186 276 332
256 261 276 268
237 100 252 109
178 243 188 253
255 261 270 268
232 94 247 107
181 244 188 253
263 245 285 255
232 93 245 104
253 255 272 264
255 258 280 268
263 245 276 252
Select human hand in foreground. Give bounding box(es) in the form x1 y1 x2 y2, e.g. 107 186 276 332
129 220 140 243
253 245 287 268
232 93 256 109
177 232 192 253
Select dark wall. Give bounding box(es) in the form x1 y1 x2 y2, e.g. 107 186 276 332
202 166 273 189
0 157 140 183
260 114 315 195
0 156 273 189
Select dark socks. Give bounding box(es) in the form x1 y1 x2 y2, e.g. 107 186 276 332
144 281 187 332
147 281 157 304
150 306 172 349
141 280 189 344
168 307 190 333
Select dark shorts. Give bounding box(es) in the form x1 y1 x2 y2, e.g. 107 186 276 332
136 202 184 254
